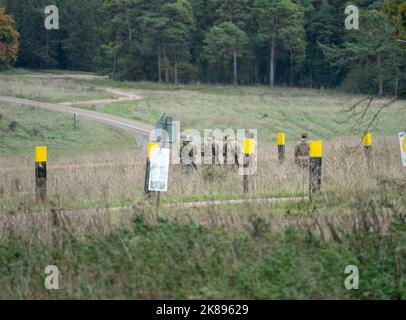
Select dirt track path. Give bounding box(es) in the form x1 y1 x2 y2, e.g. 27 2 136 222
31 72 109 81
31 72 143 105
61 87 143 106
165 196 304 208
0 196 304 216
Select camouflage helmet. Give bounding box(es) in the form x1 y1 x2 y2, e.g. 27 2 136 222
301 132 308 139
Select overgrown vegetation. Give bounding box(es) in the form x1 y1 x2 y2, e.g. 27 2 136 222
1 195 405 299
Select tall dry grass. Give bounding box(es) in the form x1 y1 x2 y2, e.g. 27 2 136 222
0 75 115 103
0 136 404 214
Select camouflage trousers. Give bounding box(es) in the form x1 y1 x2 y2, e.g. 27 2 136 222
181 164 194 176
295 157 310 169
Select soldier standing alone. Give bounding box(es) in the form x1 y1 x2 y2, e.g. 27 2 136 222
294 133 310 168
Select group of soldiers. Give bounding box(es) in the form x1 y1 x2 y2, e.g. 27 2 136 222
178 132 311 175
179 133 241 175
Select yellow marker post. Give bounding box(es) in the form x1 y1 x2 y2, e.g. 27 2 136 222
34 146 47 202
277 132 285 146
363 132 372 163
243 139 255 155
400 132 406 167
309 141 323 158
309 140 323 199
144 141 160 196
147 142 159 158
243 137 256 193
35 146 47 163
277 132 286 164
402 135 406 154
363 132 372 147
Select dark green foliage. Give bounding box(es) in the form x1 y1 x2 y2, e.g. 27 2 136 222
1 214 405 299
323 8 406 95
3 0 406 94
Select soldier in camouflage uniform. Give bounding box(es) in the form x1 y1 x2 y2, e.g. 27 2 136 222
201 132 220 181
202 132 220 165
294 133 310 169
223 134 240 172
180 135 197 175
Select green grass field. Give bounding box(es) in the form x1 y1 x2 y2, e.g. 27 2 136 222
81 80 406 143
0 73 116 104
0 102 137 157
1 70 405 145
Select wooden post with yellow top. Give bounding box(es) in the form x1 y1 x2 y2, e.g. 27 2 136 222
35 146 47 202
144 141 159 196
243 133 256 193
309 141 323 200
363 132 372 163
277 132 285 164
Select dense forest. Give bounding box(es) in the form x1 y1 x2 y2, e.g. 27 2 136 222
1 0 406 95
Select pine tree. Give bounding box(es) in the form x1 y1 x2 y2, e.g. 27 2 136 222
280 3 306 86
161 0 195 84
304 0 340 88
140 0 176 82
61 0 102 70
204 21 248 84
253 0 305 87
322 9 406 96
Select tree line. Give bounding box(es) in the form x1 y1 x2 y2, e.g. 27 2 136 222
1 0 406 95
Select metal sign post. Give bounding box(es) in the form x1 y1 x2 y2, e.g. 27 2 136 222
146 113 175 198
148 147 170 218
154 114 175 147
35 146 47 202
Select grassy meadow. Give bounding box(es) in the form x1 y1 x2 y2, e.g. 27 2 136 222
0 72 116 103
77 79 405 142
1 70 405 143
0 102 137 157
0 70 405 299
